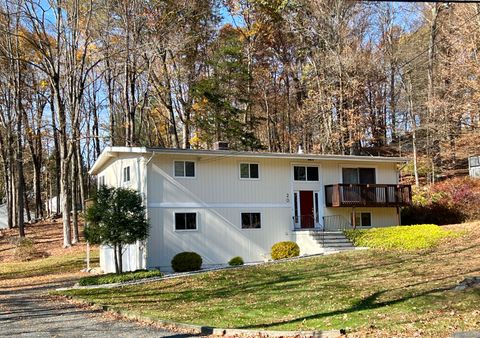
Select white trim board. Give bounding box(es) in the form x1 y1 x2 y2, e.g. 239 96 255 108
148 202 291 209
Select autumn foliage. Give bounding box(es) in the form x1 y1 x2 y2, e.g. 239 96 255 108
402 177 480 225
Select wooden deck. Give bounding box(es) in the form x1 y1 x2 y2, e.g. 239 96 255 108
325 184 412 207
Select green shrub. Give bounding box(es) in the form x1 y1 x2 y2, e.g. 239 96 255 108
171 252 202 272
228 256 244 266
79 269 162 286
271 241 300 260
401 204 464 226
344 224 460 250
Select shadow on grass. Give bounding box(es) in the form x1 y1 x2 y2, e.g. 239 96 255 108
238 285 453 329
0 256 99 281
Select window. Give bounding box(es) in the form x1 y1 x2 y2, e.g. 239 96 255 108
342 168 375 184
98 176 105 187
175 213 197 230
294 166 319 181
352 212 371 227
240 163 259 179
123 166 130 183
174 161 195 177
241 213 261 229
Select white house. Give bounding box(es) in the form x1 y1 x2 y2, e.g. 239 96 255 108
90 146 411 273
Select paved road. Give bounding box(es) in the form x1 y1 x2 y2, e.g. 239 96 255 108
0 282 195 338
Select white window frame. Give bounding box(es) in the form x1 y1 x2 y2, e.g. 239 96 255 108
173 211 198 232
338 165 377 184
240 211 262 230
352 212 372 227
239 162 260 180
123 166 131 183
173 160 197 179
293 165 319 182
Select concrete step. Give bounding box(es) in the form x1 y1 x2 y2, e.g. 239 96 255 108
310 233 347 238
322 241 352 245
321 243 355 248
314 236 349 241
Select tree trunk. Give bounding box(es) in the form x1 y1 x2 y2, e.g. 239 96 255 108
113 244 120 274
117 244 123 274
71 145 79 244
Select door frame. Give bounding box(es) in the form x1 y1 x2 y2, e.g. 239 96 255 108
290 162 324 230
293 190 322 229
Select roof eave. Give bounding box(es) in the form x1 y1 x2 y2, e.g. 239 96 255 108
89 146 148 175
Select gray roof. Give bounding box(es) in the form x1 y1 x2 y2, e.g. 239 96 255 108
90 146 408 175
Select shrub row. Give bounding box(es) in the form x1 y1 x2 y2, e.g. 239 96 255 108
79 269 163 286
171 241 301 273
88 241 302 284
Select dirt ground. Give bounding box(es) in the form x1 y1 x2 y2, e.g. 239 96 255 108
0 219 98 291
0 218 89 263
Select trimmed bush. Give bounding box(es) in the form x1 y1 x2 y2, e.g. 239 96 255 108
79 269 163 286
171 252 202 272
271 241 300 260
228 256 244 266
344 224 460 250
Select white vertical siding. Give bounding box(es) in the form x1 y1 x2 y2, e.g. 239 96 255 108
147 207 292 270
97 152 402 272
97 155 148 273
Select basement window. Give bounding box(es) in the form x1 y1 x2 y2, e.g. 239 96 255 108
241 213 261 229
352 212 371 227
175 212 197 231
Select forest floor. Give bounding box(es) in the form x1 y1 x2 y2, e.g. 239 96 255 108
60 222 480 338
0 219 95 290
0 220 185 337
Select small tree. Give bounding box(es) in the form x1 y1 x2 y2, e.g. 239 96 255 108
85 186 149 274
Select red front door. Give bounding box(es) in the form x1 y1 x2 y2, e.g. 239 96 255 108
300 191 314 228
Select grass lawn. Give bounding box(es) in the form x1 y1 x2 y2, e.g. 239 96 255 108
59 223 480 337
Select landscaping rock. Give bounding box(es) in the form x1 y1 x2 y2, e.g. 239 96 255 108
453 277 480 291
451 331 480 338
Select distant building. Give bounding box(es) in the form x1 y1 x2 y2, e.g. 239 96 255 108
469 156 480 178
0 204 7 229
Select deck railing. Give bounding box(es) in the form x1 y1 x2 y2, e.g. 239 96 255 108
325 184 412 207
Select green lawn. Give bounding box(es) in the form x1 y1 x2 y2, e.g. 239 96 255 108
59 224 480 336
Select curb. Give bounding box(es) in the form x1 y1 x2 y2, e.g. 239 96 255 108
69 298 342 338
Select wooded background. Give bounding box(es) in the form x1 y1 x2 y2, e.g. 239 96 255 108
1 0 479 246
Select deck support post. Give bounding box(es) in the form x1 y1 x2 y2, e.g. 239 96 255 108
352 208 356 230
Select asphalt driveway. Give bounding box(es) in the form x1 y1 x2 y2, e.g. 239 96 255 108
0 282 195 338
